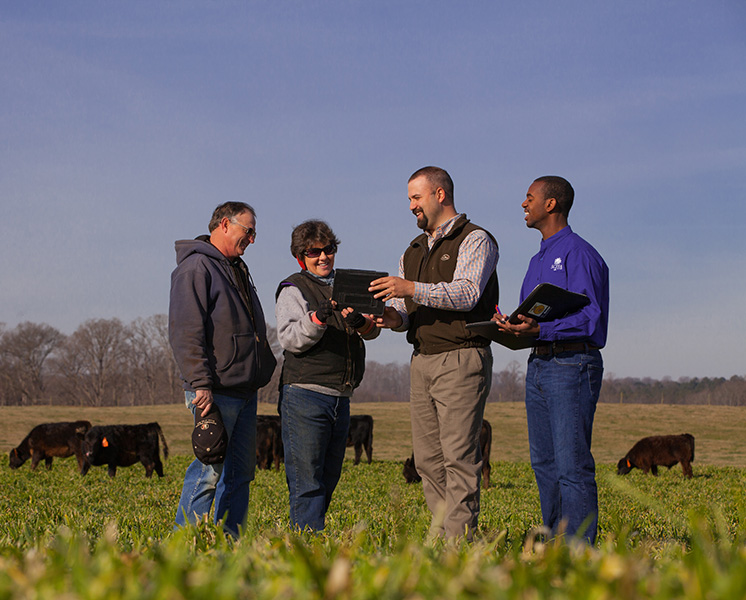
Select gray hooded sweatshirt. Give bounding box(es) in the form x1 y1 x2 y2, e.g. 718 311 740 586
168 237 271 396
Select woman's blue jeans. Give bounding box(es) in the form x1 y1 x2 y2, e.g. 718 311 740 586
174 390 257 537
280 384 350 531
525 349 603 544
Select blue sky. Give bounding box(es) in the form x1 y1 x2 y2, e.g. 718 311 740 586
1 1 744 379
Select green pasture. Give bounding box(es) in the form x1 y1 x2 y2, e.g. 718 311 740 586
2 403 746 598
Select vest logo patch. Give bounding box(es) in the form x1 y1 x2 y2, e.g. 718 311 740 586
440 253 451 261
551 257 563 271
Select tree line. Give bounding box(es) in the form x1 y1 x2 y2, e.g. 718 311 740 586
1 317 744 407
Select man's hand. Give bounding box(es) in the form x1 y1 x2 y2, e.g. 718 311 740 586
495 314 540 338
369 276 415 301
192 388 214 417
371 306 404 329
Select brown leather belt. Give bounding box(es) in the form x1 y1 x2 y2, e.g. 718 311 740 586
532 342 598 356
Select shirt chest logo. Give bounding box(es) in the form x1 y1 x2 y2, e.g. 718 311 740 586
551 257 563 271
440 253 451 262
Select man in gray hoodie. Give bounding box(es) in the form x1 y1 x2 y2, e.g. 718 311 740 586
169 201 275 537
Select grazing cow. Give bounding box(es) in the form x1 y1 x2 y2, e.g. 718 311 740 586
82 422 168 477
403 418 493 489
256 414 283 470
617 433 695 478
9 421 92 473
347 414 374 465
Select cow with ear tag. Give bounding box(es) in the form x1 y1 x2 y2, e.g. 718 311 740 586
82 422 168 478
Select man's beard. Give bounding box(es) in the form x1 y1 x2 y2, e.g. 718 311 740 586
415 211 428 230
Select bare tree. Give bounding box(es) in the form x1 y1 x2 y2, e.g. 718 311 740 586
0 321 64 404
53 318 128 406
0 323 19 406
490 360 525 402
124 314 181 405
355 361 410 402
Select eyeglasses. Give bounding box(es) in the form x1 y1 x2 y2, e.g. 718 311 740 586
230 220 256 239
303 243 337 258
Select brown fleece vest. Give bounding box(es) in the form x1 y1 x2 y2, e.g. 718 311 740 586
403 215 499 355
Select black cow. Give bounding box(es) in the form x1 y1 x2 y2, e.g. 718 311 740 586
403 418 493 489
82 422 169 477
617 433 695 478
9 420 92 473
256 414 283 470
347 414 374 465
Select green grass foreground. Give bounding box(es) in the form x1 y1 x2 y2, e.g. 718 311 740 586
2 457 746 599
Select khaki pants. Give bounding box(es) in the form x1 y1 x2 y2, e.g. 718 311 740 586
409 346 492 539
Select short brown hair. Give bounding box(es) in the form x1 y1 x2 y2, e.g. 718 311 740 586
408 166 454 201
208 202 256 232
290 220 341 258
534 176 574 216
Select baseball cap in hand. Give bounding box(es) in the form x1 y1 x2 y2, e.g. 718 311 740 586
192 402 228 464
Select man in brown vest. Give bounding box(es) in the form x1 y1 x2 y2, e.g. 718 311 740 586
370 166 499 539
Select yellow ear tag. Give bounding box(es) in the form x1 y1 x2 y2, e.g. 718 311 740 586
102 437 109 448
626 459 631 468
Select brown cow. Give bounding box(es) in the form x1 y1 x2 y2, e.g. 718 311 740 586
403 418 493 489
617 433 695 478
256 414 283 470
9 421 92 473
347 415 374 465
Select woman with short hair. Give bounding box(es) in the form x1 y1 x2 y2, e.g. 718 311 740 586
275 219 379 531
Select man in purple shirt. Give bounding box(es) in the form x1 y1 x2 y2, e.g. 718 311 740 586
496 175 609 544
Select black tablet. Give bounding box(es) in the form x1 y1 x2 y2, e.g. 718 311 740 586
332 269 388 316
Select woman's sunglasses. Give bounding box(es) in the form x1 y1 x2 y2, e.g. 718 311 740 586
303 243 337 258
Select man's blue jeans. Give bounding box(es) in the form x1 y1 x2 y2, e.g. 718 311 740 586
280 384 350 531
525 348 603 544
174 390 257 537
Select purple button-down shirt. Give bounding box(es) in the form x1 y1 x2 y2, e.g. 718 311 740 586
520 226 609 348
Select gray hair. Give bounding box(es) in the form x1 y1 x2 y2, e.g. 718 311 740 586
208 202 256 232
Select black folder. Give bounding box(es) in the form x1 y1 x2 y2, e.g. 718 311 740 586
332 269 388 316
466 283 590 350
505 283 590 324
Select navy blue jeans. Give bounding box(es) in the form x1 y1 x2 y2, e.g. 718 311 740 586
174 390 257 537
280 384 350 531
525 348 603 544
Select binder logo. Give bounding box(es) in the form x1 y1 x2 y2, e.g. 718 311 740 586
528 303 551 318
551 257 563 272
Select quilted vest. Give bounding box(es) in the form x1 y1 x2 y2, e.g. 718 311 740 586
276 271 366 393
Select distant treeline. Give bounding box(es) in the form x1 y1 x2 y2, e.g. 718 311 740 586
1 317 744 407
598 374 746 406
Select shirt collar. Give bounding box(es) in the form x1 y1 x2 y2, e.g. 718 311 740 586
539 225 573 251
427 213 463 247
307 269 335 287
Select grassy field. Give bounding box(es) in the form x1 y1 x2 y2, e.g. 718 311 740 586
3 401 746 467
2 453 746 598
3 402 746 598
